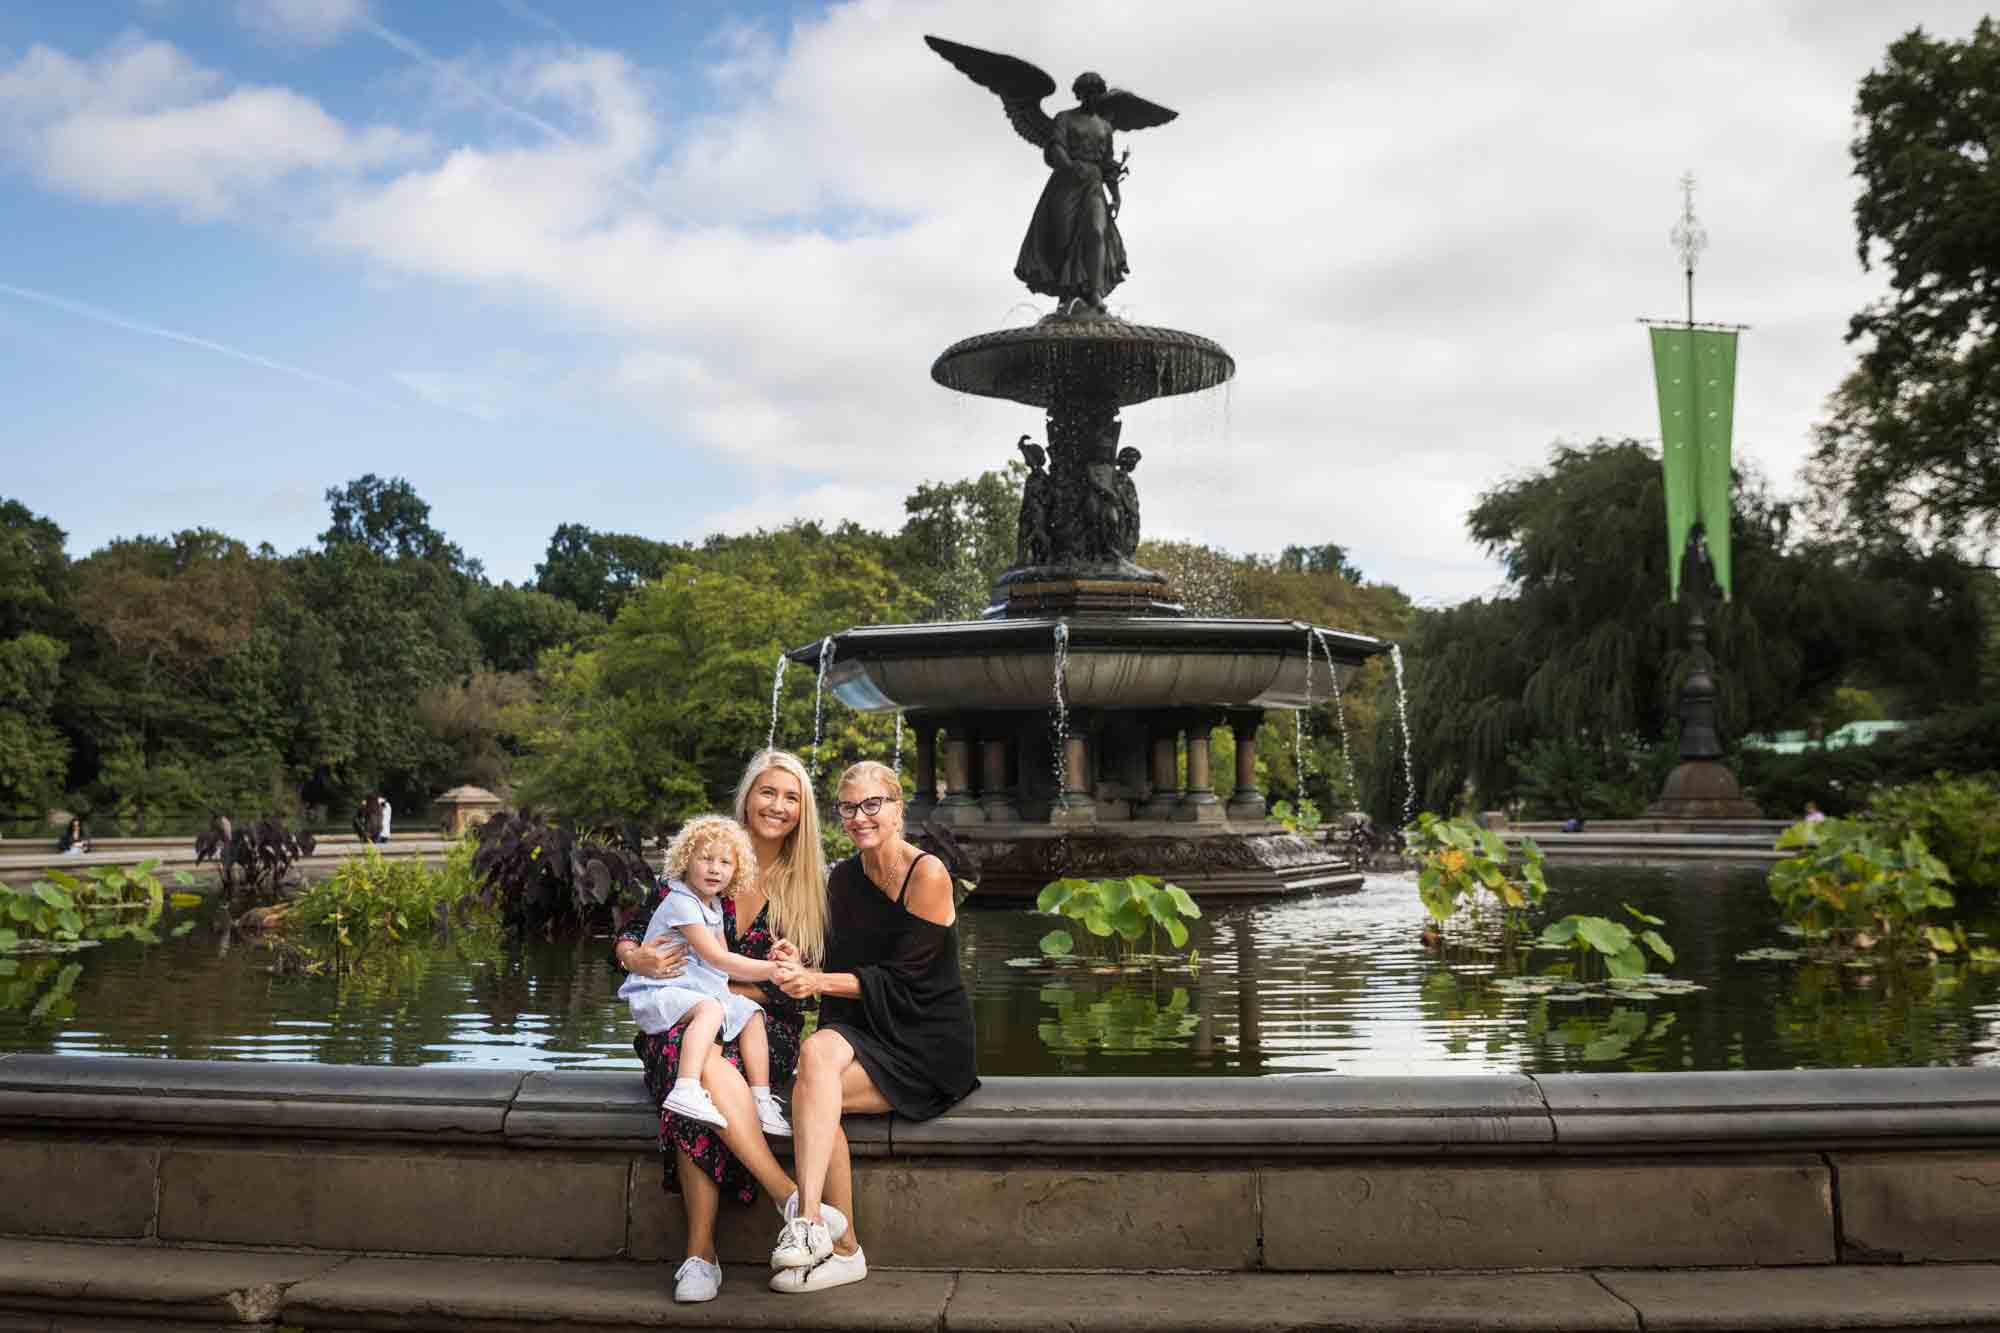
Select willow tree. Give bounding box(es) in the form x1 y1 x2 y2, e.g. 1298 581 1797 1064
1383 439 1983 817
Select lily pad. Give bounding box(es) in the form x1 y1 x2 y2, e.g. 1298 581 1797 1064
1736 947 1804 962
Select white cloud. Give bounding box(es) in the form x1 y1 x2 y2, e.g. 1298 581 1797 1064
235 0 368 47
0 33 425 218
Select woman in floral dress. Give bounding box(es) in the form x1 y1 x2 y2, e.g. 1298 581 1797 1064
614 749 831 1303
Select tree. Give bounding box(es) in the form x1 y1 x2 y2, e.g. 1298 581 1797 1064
1383 439 1985 817
464 584 605 673
893 465 1023 621
322 475 477 576
0 500 71 813
533 524 680 618
1808 20 2000 547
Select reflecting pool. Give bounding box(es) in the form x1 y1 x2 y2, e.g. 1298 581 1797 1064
5 861 1998 1074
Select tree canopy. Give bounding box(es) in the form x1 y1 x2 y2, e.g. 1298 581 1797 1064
1809 19 2000 548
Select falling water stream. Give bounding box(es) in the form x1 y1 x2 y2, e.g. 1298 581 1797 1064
765 652 788 751
1390 644 1416 825
1312 628 1356 811
1293 627 1315 792
893 712 904 777
808 636 834 777
1049 621 1072 800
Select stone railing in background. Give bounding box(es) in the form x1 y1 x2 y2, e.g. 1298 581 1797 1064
2 1056 1998 1271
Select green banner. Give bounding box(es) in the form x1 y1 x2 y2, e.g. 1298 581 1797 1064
1649 327 1738 601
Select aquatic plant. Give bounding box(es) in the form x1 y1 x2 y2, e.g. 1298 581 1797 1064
0 861 194 1021
1035 874 1201 965
1767 817 1969 959
1271 797 1323 836
285 840 492 977
1536 903 1676 982
466 812 655 934
1406 812 1546 930
1860 772 2000 896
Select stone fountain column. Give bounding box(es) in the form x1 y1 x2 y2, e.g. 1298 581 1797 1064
1175 711 1224 824
935 722 986 826
979 732 1020 823
1138 712 1181 820
908 715 940 822
1050 712 1097 827
1226 708 1267 821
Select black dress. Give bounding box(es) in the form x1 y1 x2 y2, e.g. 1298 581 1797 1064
819 853 979 1121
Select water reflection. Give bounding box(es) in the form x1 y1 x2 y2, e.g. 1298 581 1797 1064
7 862 2000 1074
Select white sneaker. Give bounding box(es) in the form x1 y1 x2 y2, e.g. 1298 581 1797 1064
662 1083 728 1130
755 1096 793 1137
769 1246 867 1294
672 1256 720 1303
770 1216 833 1271
777 1191 849 1239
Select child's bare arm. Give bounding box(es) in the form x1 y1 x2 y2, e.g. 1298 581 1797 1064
677 922 777 982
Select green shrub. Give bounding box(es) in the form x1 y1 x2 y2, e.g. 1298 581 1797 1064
1406 812 1547 928
1537 903 1675 981
1861 773 2000 895
288 841 493 975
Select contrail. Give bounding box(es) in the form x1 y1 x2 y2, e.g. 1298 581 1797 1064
495 0 578 47
0 281 379 401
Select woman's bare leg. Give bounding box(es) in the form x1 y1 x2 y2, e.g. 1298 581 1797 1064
823 1123 859 1257
675 1150 721 1263
792 1030 890 1227
699 1047 796 1205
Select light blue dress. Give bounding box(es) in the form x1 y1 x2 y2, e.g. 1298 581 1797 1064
617 881 764 1039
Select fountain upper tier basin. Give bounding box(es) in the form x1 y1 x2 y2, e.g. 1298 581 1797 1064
786 617 1387 714
931 318 1234 409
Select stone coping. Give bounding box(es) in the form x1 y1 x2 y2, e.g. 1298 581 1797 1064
8 1240 2000 1330
4 1056 1999 1156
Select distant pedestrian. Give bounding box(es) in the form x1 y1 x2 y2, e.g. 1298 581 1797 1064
1803 801 1826 824
377 795 393 844
1561 815 1586 834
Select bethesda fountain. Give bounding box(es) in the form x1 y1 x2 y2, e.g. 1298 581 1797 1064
788 37 1391 899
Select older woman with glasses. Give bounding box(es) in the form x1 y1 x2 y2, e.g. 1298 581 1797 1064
765 759 979 1293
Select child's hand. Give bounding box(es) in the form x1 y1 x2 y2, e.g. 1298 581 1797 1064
768 938 801 966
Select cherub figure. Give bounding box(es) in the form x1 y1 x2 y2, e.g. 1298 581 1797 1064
926 36 1178 316
1016 436 1052 566
1112 446 1142 557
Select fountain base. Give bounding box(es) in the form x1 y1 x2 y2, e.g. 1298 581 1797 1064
951 823 1364 901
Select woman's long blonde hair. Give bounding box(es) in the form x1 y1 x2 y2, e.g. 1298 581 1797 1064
733 749 829 964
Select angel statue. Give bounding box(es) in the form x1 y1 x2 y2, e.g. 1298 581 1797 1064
926 36 1178 316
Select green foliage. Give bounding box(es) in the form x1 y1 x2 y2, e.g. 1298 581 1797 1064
1536 903 1675 982
0 860 194 1021
464 584 603 674
1035 875 1201 964
1768 818 1959 958
467 813 655 934
1270 797 1322 835
1508 734 1672 820
1861 773 2000 896
286 841 491 976
513 522 917 822
534 524 680 619
321 474 476 576
1388 439 1986 819
1036 983 1198 1057
894 465 1023 621
1406 812 1547 927
1808 19 2000 547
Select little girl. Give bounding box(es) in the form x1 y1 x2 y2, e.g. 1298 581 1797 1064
618 814 790 1136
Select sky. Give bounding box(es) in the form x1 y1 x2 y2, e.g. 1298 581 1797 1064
0 0 1988 607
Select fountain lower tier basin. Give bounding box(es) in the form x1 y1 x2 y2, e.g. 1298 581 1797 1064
952 825 1361 900
787 617 1387 714
931 317 1234 409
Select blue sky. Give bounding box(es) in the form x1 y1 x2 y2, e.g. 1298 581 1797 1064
2 1 1990 603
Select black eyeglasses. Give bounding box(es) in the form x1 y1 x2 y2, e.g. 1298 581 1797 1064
835 796 899 820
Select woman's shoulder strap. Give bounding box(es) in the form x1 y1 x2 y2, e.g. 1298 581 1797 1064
894 851 940 905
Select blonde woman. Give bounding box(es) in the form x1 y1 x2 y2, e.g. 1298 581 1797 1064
768 760 980 1293
614 750 835 1304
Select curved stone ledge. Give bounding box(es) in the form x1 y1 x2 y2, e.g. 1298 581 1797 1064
3 1057 2000 1156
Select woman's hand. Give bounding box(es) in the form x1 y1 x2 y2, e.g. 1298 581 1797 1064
768 938 801 966
773 961 819 999
621 934 688 981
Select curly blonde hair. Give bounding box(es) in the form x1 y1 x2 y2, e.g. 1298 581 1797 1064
662 814 758 899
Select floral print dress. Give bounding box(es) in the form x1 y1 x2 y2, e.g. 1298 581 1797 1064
616 886 807 1203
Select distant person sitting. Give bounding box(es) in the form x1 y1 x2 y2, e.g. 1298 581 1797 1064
1803 800 1826 824
57 817 90 855
1561 815 1586 834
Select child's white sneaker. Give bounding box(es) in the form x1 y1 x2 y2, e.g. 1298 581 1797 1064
662 1082 728 1129
754 1094 792 1137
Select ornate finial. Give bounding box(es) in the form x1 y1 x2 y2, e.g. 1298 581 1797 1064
1669 172 1707 326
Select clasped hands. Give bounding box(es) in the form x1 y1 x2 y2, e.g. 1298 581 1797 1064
768 938 819 998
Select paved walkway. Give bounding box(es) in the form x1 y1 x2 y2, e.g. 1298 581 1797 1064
3 1238 1999 1330
0 836 455 886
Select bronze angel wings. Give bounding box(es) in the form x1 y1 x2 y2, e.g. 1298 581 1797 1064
924 35 1178 147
